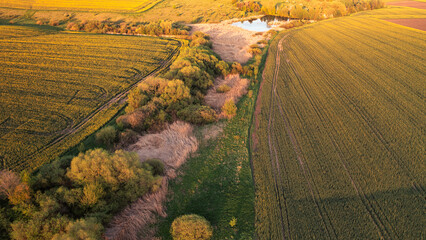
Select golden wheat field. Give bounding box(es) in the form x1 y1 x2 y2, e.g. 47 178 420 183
0 24 179 171
0 0 154 11
253 6 426 240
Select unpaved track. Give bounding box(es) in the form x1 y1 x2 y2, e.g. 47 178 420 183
266 35 290 240
11 40 181 171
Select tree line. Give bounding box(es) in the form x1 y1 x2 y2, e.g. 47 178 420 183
233 0 384 20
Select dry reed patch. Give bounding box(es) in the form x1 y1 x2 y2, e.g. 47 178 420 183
386 1 426 9
190 23 265 63
385 18 426 31
105 122 198 240
205 74 249 110
128 121 198 170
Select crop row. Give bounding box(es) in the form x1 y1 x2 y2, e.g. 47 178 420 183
253 11 425 239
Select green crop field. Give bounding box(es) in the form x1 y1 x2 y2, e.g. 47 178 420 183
252 6 425 240
0 24 180 171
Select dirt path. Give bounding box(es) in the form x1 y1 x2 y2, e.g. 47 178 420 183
11 40 181 171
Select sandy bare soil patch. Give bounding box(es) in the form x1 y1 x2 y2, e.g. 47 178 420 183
205 74 249 110
386 18 426 31
190 23 265 63
386 1 426 9
105 122 198 240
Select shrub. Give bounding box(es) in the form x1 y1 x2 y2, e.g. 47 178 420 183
144 159 165 176
126 88 149 114
116 115 132 129
222 99 237 119
95 126 117 148
216 84 231 93
215 61 230 77
30 157 69 191
160 80 191 105
190 37 212 48
177 105 217 125
67 149 158 205
248 90 253 98
11 194 71 240
231 62 243 74
118 129 139 147
170 214 213 240
0 170 30 206
52 218 103 240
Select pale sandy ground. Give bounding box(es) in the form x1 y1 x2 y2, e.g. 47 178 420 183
190 23 266 63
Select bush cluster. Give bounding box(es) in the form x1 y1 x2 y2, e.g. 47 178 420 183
1 149 162 239
117 32 227 132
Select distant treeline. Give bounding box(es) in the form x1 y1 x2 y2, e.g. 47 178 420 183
65 20 190 35
34 18 191 36
232 0 384 20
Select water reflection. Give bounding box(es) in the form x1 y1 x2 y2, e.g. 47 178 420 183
232 15 292 32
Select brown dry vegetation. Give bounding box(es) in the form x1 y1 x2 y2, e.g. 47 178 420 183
190 23 265 63
105 121 198 240
205 74 249 111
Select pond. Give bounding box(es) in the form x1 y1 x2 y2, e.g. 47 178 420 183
231 15 291 32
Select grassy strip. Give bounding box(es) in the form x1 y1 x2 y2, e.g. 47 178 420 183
158 95 255 239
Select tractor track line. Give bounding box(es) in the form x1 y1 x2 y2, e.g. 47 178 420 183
267 35 288 240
